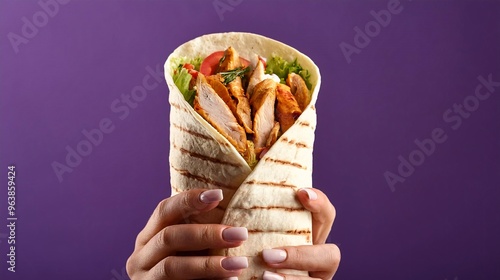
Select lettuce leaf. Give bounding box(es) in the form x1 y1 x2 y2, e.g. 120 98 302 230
173 66 195 105
265 56 312 90
171 56 202 105
190 57 203 71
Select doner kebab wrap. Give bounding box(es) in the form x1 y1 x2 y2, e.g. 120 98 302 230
164 32 320 279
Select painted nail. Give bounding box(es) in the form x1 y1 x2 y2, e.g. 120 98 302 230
262 249 287 264
299 188 318 201
221 257 248 271
263 271 284 280
199 189 223 204
223 227 248 242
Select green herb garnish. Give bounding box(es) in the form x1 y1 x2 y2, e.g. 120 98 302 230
265 56 312 89
219 55 226 65
219 67 250 85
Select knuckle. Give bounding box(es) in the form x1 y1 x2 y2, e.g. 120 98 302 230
155 198 170 219
200 224 214 242
286 247 303 264
160 256 176 279
200 257 222 275
135 228 152 248
157 227 174 248
181 191 198 213
125 255 135 276
202 257 213 272
134 231 144 248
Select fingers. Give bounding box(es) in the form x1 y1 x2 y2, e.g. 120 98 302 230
145 256 248 279
262 271 321 280
262 244 341 280
296 188 336 244
132 225 248 270
135 188 223 248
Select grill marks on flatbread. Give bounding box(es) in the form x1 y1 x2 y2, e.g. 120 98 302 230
171 122 230 148
170 166 235 190
247 229 311 236
166 32 320 279
297 121 315 130
220 102 317 278
245 180 298 189
280 137 311 149
172 143 241 168
232 205 306 212
263 158 307 170
169 88 252 223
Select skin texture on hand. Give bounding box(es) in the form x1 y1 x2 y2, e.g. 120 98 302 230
126 187 340 280
126 189 249 279
261 188 341 280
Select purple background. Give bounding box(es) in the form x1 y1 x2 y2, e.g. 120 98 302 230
1 0 499 279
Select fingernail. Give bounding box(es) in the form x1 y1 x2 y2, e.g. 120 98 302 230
263 271 284 280
262 249 287 264
200 189 223 204
221 257 248 271
223 227 248 242
299 188 318 201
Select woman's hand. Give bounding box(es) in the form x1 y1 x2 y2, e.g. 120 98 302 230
261 188 340 280
126 189 249 279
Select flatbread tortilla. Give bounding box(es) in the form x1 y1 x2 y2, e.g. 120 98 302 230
164 32 321 279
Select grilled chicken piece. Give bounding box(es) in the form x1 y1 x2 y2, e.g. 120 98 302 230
276 84 302 133
250 79 277 151
286 73 310 111
228 77 253 133
257 122 280 159
206 75 237 116
219 47 253 133
246 58 265 98
194 73 247 154
218 46 241 72
266 121 280 147
243 141 258 168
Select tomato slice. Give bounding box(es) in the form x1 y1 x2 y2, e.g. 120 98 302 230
182 63 198 79
200 51 251 76
187 69 198 79
183 63 194 70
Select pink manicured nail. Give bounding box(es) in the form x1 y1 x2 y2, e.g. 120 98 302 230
262 249 287 264
263 271 284 280
223 227 248 242
221 257 248 271
299 188 318 201
199 189 223 204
